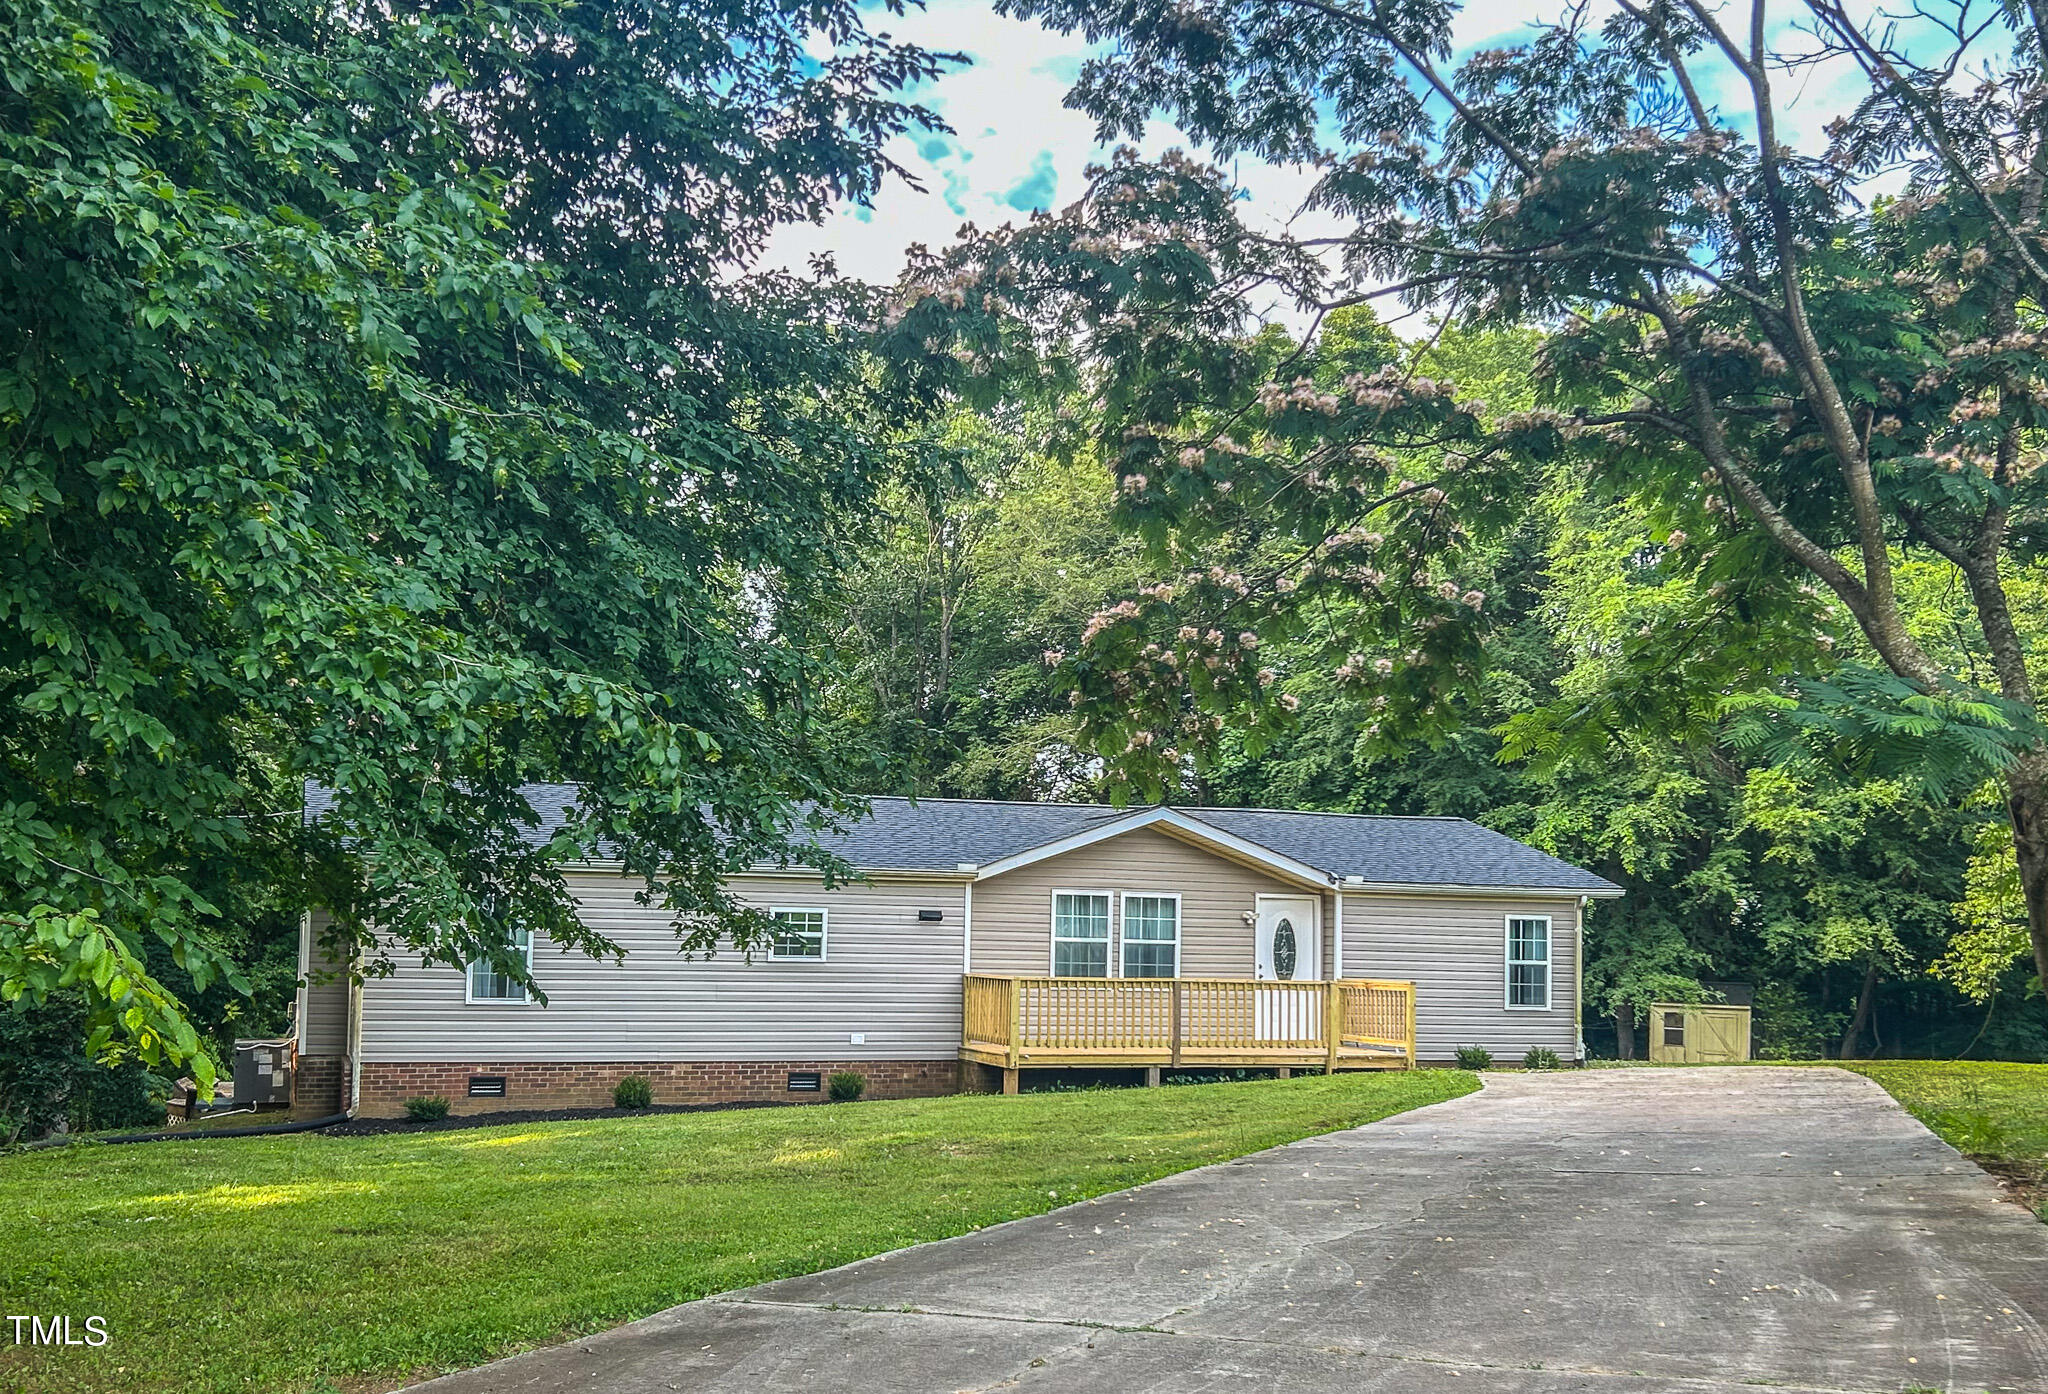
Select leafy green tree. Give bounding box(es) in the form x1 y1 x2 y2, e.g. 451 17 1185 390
1 0 950 1083
825 410 1144 798
898 0 2048 1000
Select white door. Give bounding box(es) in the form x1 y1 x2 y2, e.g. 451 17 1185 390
1255 896 1320 981
1254 897 1320 1043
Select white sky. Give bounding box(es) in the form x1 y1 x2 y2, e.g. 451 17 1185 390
756 1 1913 314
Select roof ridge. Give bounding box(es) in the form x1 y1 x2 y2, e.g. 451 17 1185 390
862 795 1149 811
1181 805 1476 824
861 795 1476 823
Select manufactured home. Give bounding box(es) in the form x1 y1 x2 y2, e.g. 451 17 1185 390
293 791 1622 1117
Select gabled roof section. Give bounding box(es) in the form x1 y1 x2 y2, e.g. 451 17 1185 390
971 805 1335 890
1190 806 1622 896
302 783 1622 895
787 797 1125 872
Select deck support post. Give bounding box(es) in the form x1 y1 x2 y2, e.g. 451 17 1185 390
1404 983 1418 1068
1324 982 1343 1074
1169 982 1183 1067
1006 977 1023 1073
1144 1065 1161 1088
1002 1067 1019 1096
1276 1066 1292 1080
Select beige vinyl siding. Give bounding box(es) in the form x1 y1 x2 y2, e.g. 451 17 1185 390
970 827 1302 977
1340 892 1580 1061
297 909 349 1058
356 873 967 1062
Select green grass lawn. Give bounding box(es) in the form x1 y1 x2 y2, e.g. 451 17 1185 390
1838 1060 2048 1218
0 1070 1472 1394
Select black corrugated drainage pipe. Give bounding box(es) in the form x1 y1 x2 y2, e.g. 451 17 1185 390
18 1113 349 1150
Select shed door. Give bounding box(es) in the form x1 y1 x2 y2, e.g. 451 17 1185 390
1694 1009 1748 1062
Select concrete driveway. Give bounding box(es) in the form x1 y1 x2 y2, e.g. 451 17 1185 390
408 1067 2048 1393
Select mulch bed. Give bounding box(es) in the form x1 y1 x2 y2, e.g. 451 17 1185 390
320 1097 796 1137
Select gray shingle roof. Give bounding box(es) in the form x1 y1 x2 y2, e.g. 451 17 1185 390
306 783 1619 894
1188 806 1619 893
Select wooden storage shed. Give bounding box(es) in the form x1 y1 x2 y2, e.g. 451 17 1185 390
1647 1001 1752 1063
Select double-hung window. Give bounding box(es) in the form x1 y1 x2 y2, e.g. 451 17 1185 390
1505 916 1551 1009
769 908 827 961
467 927 534 1004
1120 894 1180 979
1051 892 1111 977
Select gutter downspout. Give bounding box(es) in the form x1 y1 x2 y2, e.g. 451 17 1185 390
961 880 974 973
1332 889 1344 980
1576 896 1588 1063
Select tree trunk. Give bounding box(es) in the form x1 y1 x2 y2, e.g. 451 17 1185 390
1839 956 1879 1060
1613 1003 1636 1060
2006 758 2048 1000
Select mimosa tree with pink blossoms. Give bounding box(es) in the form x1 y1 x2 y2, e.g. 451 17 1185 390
882 0 2048 996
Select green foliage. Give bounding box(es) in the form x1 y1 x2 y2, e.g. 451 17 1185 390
1521 1047 1563 1072
403 1097 451 1123
1751 983 1836 1062
1722 669 2040 800
0 1071 1474 1392
0 1001 76 1145
0 0 951 1063
0 994 166 1144
1940 819 2041 1001
1453 1045 1494 1070
835 317 2044 1061
611 1075 652 1111
822 411 1142 798
0 907 213 1094
960 0 2048 993
826 1072 867 1102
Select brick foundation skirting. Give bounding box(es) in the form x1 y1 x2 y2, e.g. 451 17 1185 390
354 1058 967 1117
292 1056 346 1119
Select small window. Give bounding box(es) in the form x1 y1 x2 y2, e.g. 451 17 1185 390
1662 1011 1685 1047
769 908 826 961
467 928 533 1003
1505 916 1551 1009
1121 894 1180 979
1052 892 1111 977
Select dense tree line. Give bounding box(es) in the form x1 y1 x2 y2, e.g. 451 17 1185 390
830 312 2046 1059
0 0 951 1128
8 0 2048 1136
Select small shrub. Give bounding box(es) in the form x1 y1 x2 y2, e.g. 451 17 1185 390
1454 1045 1494 1071
1522 1046 1563 1072
403 1095 451 1122
827 1071 866 1102
612 1075 653 1110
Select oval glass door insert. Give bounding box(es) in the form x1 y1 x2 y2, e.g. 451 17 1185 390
1273 917 1297 981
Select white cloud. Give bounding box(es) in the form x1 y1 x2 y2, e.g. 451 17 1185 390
756 0 1915 312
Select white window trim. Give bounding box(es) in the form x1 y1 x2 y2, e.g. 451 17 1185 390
767 906 829 962
1048 888 1115 977
1504 913 1553 1011
464 928 535 1006
1119 891 1183 980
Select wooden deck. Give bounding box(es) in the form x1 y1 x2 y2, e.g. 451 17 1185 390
961 975 1416 1088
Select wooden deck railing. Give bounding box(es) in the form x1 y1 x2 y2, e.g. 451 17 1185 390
961 975 1415 1075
